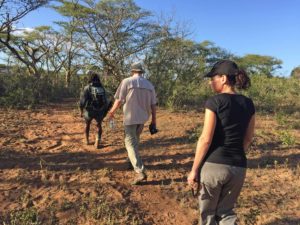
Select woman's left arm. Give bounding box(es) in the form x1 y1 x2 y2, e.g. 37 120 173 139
187 108 216 186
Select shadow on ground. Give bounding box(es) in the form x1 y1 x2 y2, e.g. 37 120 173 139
264 218 300 225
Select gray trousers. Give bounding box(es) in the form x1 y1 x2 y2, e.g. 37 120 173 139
199 162 246 225
124 124 145 173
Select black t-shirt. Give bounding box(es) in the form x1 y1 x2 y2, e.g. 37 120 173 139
204 93 255 168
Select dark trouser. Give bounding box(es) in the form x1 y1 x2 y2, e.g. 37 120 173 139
83 101 113 144
199 162 246 225
84 109 105 141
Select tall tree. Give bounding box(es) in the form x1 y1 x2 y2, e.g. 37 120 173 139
54 0 162 83
0 0 48 77
52 17 86 87
291 66 300 79
145 37 204 105
38 27 67 78
0 27 49 77
197 40 235 66
0 0 47 33
236 54 282 76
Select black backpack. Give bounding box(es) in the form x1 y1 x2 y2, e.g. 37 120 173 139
87 84 107 111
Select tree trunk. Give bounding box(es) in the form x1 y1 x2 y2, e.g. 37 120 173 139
65 70 71 88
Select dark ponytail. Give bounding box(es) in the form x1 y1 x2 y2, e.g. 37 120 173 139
87 71 103 87
235 69 251 90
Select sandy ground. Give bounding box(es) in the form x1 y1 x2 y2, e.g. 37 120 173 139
0 99 299 224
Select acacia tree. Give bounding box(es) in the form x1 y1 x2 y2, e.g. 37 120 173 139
291 66 300 79
36 21 85 87
54 18 86 87
0 0 47 33
54 0 163 84
0 27 50 77
236 54 282 77
38 27 67 79
0 0 48 77
145 38 235 106
196 40 235 66
145 38 200 106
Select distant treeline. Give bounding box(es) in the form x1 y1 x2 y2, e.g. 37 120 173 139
1 64 300 116
0 0 299 114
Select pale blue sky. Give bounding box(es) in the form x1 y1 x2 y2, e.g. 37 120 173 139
16 0 300 76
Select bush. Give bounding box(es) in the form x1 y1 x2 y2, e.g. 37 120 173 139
7 207 40 225
161 74 300 115
277 130 296 147
1 69 299 116
244 75 300 114
0 74 38 108
0 72 81 109
165 81 212 110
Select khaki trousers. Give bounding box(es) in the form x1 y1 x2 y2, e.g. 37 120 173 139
124 124 144 173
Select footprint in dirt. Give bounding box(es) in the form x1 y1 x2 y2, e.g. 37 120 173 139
48 140 63 151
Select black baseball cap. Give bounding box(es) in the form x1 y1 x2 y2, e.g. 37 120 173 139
204 60 239 78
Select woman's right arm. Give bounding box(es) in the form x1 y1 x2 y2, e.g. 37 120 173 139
243 115 255 151
187 108 216 186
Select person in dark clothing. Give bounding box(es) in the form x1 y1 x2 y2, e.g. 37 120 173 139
79 71 112 149
187 60 255 225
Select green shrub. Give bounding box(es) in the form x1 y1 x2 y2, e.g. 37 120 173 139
275 112 289 127
8 207 40 225
244 75 300 114
278 130 296 146
1 69 299 115
154 73 300 115
166 81 212 110
0 73 81 109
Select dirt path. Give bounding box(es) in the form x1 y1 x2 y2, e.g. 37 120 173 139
1 99 300 225
0 99 200 224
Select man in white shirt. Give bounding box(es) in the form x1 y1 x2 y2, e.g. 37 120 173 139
108 62 157 185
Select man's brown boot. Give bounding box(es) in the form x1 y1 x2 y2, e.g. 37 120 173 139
131 172 147 185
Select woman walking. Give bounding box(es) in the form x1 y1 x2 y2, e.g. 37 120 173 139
79 71 112 148
187 60 255 225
